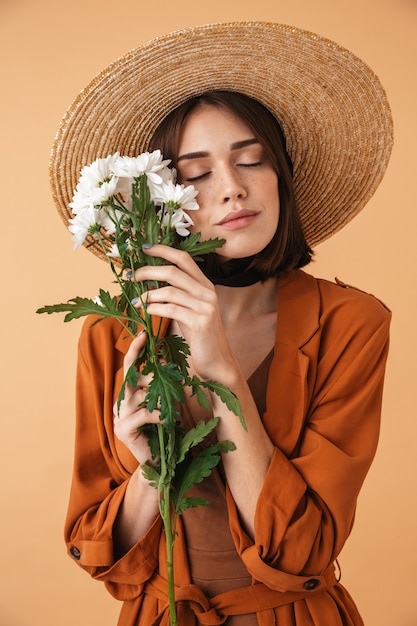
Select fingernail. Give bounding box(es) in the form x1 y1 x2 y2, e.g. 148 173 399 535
142 243 153 250
132 296 147 309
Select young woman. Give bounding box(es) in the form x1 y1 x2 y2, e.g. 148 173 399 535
51 23 393 626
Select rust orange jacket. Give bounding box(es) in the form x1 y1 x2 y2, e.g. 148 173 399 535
65 269 391 625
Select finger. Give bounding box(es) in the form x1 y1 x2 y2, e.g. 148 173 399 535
132 267 214 312
138 288 215 330
113 384 157 420
113 404 161 443
124 329 147 377
142 243 192 267
132 263 194 289
138 244 213 287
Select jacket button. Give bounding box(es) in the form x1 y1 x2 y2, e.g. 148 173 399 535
303 578 320 590
70 546 81 560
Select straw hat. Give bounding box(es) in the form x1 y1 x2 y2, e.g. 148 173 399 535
50 21 393 258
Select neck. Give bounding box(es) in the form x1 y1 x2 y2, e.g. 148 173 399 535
197 255 263 287
215 277 278 325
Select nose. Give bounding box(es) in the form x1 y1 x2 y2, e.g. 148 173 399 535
218 167 247 203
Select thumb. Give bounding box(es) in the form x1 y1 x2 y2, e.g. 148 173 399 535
124 329 147 377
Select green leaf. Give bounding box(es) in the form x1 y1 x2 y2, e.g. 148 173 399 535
140 462 161 489
176 417 219 464
116 361 138 414
200 380 247 431
171 439 235 515
216 440 236 453
36 292 117 322
36 288 143 333
125 361 140 388
187 375 212 412
115 347 148 414
143 361 185 428
138 424 161 460
159 335 191 377
174 441 231 503
177 496 209 511
144 208 160 249
178 233 225 258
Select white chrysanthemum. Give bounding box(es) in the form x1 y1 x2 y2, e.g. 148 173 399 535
158 164 176 184
114 176 134 209
70 153 120 213
107 243 121 258
107 237 134 258
160 208 195 237
152 180 199 212
69 192 90 215
147 167 176 201
68 206 106 249
111 151 171 185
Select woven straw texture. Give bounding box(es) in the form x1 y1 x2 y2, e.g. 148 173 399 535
50 21 393 258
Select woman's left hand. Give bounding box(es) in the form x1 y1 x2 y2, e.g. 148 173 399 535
132 244 238 385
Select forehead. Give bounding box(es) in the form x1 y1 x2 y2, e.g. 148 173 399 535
178 104 257 151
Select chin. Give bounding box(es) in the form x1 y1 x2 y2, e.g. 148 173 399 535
219 242 268 261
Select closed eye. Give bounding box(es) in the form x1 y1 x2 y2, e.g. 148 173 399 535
185 172 210 182
185 162 263 182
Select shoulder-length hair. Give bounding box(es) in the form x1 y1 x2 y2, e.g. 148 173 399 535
150 91 312 277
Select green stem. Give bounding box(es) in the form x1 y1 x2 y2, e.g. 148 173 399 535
157 424 178 626
96 232 127 296
99 213 176 623
96 232 153 339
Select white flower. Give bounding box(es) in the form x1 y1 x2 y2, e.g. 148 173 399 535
107 238 134 258
68 206 107 249
70 153 120 213
159 165 176 184
114 177 134 210
107 243 121 258
159 207 195 237
111 150 171 186
152 180 199 212
171 209 195 237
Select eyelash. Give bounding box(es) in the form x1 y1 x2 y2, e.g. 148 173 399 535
186 173 209 182
186 162 263 183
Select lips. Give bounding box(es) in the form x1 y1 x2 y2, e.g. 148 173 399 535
217 209 259 226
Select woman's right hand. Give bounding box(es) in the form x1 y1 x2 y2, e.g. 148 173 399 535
113 330 161 465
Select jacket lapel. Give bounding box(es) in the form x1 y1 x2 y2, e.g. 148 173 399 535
264 270 320 457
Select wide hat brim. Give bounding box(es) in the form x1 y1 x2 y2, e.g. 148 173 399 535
50 21 393 260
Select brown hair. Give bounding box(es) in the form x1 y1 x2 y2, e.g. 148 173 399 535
150 91 312 277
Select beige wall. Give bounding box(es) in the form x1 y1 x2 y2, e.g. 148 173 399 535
1 0 415 624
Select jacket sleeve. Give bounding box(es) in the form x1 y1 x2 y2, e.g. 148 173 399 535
64 315 162 601
227 281 391 588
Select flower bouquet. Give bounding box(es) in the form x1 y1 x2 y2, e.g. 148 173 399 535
37 150 245 625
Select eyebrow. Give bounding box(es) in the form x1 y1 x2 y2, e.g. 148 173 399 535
177 138 260 162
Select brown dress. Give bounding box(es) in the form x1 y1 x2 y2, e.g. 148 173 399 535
182 351 274 625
